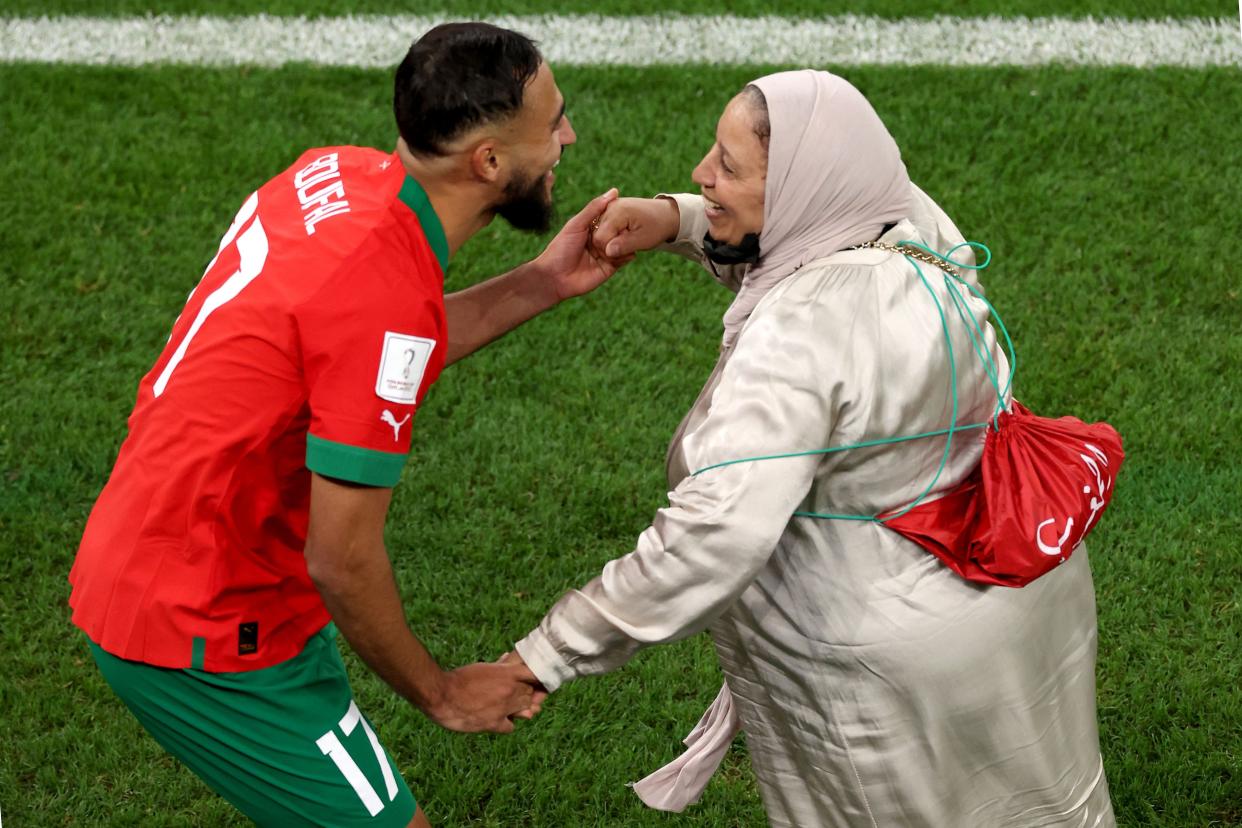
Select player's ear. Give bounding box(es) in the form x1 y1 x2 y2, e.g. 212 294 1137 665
468 139 502 184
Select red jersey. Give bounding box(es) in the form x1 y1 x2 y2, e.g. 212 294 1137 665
69 146 450 671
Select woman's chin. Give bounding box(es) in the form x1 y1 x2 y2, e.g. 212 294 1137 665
705 215 734 241
709 228 747 246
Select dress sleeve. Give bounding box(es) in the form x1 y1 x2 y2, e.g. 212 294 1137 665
294 254 443 487
654 193 751 292
516 272 848 690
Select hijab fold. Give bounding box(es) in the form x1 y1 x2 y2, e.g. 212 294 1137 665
720 70 912 345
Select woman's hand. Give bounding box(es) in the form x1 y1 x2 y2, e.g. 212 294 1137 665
496 651 549 720
533 188 634 302
591 196 681 259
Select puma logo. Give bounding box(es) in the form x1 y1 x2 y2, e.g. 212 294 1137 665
380 409 410 442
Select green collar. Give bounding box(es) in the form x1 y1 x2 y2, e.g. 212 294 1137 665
397 176 450 273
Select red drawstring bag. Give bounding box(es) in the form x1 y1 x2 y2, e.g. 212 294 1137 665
868 244 1126 586
694 242 1125 588
879 401 1124 587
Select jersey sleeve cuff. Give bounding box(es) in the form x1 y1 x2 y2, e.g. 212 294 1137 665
306 433 405 487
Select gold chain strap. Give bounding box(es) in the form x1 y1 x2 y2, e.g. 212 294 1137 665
851 241 960 277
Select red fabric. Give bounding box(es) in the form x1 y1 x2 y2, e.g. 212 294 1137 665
881 402 1124 587
69 146 446 670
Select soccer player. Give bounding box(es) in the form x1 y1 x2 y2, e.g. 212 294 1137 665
68 23 623 828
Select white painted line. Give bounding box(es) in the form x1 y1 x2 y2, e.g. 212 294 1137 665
1 14 1239 68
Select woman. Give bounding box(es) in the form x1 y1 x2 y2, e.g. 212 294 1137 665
513 70 1114 827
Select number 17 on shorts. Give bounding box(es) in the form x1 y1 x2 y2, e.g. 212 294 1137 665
318 700 401 817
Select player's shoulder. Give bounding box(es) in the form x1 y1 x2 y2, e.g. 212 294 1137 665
262 145 406 243
265 145 443 298
286 144 396 201
287 145 390 177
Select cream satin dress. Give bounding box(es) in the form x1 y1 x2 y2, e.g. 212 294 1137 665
516 189 1115 827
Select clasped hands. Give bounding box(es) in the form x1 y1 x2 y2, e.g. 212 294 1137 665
421 651 547 735
532 190 682 302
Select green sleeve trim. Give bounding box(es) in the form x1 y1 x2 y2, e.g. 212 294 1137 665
306 433 405 487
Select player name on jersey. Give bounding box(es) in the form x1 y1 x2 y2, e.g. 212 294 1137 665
295 152 352 235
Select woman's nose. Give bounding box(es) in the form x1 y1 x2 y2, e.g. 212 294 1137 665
691 157 712 188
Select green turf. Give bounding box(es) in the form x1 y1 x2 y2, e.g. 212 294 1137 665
2 61 1240 826
0 0 1233 19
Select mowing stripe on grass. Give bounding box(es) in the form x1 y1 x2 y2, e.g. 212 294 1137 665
2 14 1239 68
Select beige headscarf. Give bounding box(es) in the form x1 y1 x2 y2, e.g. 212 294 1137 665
720 70 912 345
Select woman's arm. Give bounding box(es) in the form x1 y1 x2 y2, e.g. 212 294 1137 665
593 194 752 289
514 278 846 690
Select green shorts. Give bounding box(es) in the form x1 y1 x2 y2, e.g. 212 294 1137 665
89 624 417 828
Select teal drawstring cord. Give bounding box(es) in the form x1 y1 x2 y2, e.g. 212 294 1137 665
688 240 1015 524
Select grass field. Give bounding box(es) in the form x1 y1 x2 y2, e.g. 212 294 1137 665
2 3 1241 826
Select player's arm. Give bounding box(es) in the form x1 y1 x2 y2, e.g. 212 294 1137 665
442 188 631 365
304 472 536 733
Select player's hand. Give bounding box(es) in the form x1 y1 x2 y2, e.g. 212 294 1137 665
423 662 538 734
496 651 549 720
534 188 635 302
590 196 680 259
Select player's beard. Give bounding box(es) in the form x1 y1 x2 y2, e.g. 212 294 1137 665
495 164 554 234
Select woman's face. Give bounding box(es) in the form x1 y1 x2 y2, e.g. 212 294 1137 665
692 94 768 246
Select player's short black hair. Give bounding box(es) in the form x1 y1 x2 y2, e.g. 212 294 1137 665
394 22 543 157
